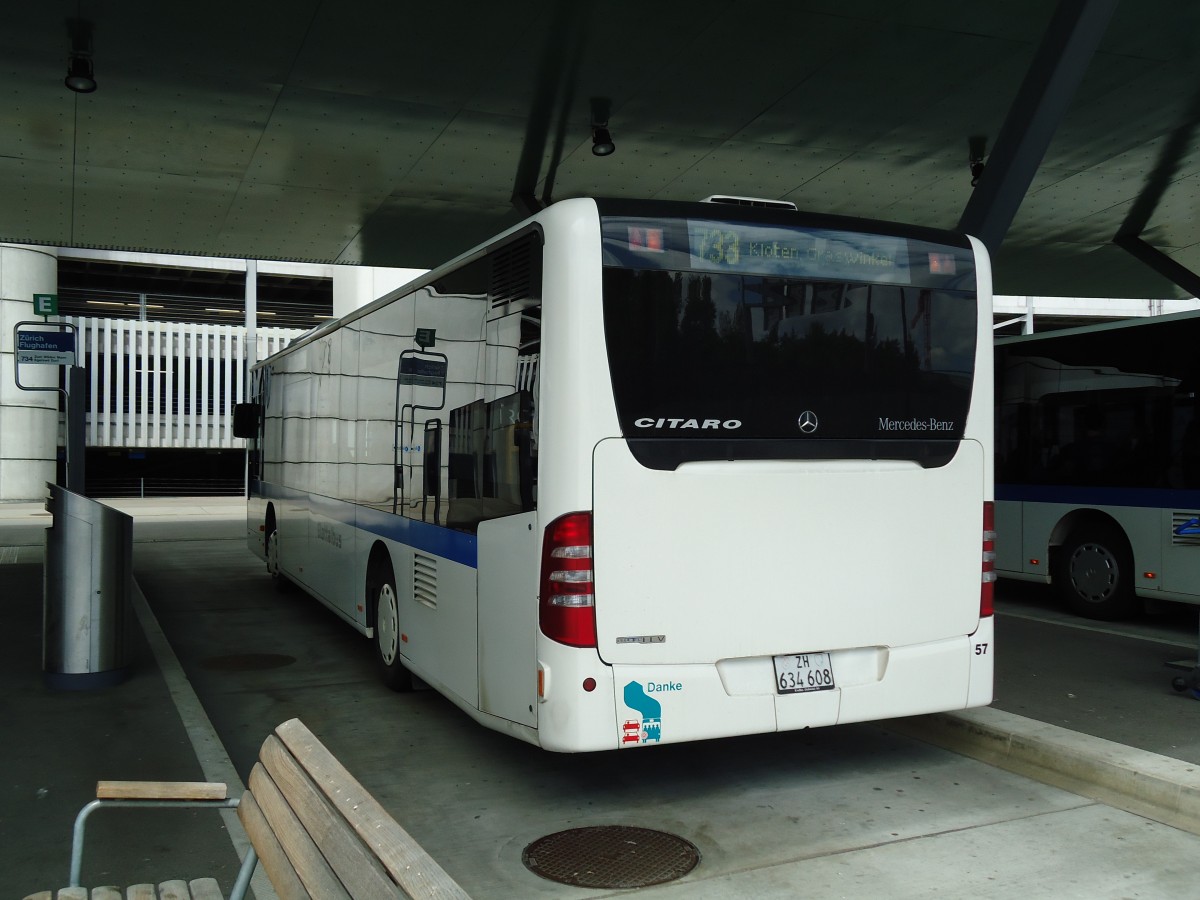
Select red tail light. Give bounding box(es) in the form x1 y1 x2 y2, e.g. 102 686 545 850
981 501 996 617
539 512 597 647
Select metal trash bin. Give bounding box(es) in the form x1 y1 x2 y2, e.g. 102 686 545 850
43 482 134 689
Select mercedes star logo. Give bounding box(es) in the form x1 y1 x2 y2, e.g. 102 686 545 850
797 410 819 434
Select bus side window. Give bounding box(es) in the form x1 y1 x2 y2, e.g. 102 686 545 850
445 390 535 533
516 389 535 510
423 420 442 525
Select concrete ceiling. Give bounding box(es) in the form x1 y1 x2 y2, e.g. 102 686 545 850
4 1 1200 297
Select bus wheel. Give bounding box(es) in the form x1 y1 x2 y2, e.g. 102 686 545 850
370 560 413 692
266 527 290 593
1054 526 1136 620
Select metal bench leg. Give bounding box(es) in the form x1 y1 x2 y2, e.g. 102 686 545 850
68 796 241 887
229 845 259 900
69 799 103 886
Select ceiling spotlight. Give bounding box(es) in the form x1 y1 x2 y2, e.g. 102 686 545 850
65 54 96 93
592 126 615 157
590 96 614 157
968 134 987 186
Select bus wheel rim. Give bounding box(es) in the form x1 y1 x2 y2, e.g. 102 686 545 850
377 583 399 664
267 531 279 576
1069 542 1118 602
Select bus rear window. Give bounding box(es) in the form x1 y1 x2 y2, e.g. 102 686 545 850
602 267 977 468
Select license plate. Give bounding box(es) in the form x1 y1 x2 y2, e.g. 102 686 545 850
773 652 836 694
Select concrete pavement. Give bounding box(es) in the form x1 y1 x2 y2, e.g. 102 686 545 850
4 494 1200 897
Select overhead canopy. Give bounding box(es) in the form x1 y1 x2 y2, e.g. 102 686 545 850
4 0 1200 297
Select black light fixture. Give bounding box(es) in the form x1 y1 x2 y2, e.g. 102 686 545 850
65 54 96 93
968 134 987 186
592 126 615 157
591 96 614 157
65 17 97 94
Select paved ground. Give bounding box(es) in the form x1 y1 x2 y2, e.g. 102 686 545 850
991 590 1200 762
4 495 1200 898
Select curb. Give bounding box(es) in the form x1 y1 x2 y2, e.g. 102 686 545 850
887 706 1200 835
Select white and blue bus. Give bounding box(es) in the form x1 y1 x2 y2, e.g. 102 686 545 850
995 310 1200 619
237 197 995 751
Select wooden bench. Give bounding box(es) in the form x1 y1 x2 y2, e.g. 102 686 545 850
25 718 471 900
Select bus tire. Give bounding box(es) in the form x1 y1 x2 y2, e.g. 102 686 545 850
369 556 413 692
1054 525 1136 620
265 517 292 593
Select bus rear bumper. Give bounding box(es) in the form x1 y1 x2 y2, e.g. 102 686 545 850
535 624 994 751
607 628 993 749
836 617 994 725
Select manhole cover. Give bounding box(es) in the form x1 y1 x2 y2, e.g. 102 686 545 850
522 825 700 889
199 653 296 671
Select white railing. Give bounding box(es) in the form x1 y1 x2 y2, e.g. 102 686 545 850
66 317 303 449
993 296 1200 333
516 353 539 392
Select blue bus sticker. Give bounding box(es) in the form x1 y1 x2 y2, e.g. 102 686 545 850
621 681 664 746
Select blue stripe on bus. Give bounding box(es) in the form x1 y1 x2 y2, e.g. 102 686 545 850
996 483 1200 509
356 505 477 568
255 482 478 568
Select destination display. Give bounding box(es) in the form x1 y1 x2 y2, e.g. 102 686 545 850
604 215 974 289
688 220 908 283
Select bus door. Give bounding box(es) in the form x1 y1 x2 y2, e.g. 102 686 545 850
1164 397 1200 595
277 375 311 583
477 308 540 727
391 341 485 707
305 335 356 611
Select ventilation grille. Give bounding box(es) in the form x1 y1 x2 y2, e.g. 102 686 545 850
414 553 438 608
490 235 539 310
1172 512 1200 546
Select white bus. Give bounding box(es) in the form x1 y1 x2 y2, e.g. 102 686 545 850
995 310 1200 619
236 197 995 751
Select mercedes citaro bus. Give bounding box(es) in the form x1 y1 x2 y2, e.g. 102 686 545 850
236 197 995 751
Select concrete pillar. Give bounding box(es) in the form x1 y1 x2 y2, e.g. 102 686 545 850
0 244 59 501
332 264 426 318
245 259 258 373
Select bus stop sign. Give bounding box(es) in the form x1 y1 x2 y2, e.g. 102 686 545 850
398 355 447 387
33 293 58 316
16 328 75 366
